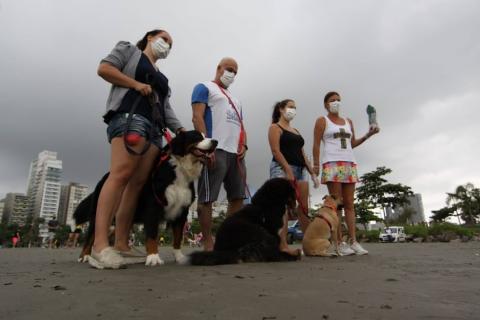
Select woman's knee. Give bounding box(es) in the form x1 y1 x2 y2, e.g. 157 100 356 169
108 166 136 187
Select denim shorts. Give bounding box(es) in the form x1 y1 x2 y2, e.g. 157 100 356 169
269 161 305 181
106 113 163 148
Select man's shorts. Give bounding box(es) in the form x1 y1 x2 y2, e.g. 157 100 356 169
106 113 163 148
197 149 246 203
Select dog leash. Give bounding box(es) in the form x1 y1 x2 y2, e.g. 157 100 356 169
292 179 309 218
124 74 170 156
214 82 252 199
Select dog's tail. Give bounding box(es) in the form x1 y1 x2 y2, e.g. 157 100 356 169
189 250 240 266
73 193 94 224
73 173 109 225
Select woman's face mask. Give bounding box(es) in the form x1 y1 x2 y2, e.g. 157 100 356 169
329 101 341 114
151 37 170 60
284 107 297 121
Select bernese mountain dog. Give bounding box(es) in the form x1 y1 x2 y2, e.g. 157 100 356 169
189 178 301 265
74 130 217 266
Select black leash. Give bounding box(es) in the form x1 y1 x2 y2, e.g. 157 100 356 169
123 74 167 156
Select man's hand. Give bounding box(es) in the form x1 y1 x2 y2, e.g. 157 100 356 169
238 144 247 159
207 152 216 169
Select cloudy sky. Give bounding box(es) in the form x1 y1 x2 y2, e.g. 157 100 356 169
1 0 479 220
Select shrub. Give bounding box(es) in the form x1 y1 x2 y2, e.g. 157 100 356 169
428 223 473 238
404 225 428 238
357 229 380 242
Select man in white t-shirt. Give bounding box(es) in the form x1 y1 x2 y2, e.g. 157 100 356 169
191 57 248 251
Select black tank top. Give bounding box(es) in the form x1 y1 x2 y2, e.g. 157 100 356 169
273 124 305 167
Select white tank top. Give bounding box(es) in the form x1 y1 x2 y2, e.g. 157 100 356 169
322 116 356 164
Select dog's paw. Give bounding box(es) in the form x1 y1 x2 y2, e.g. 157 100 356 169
145 254 165 266
78 255 89 263
173 250 189 265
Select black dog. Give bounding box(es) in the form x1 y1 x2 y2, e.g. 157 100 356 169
189 178 301 265
74 130 217 266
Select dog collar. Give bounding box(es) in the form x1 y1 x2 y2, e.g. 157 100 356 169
317 214 333 232
321 204 337 212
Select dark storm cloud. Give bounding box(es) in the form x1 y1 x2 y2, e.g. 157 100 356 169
1 0 479 217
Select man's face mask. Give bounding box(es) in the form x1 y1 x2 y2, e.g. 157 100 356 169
152 37 170 60
220 70 235 87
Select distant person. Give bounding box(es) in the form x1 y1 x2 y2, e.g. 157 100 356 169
12 232 20 248
92 29 184 269
47 219 59 249
268 99 319 253
191 57 247 251
312 91 379 255
67 225 82 248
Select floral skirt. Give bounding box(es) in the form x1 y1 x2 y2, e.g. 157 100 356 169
321 161 358 184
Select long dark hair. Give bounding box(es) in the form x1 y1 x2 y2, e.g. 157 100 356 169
136 29 166 50
271 99 293 124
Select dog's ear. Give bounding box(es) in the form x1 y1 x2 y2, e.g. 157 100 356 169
170 131 187 156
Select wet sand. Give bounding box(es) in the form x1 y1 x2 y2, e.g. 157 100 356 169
1 242 479 320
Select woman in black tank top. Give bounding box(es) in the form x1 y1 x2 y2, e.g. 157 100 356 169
268 99 319 255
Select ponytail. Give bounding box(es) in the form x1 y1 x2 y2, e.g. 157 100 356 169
271 99 293 124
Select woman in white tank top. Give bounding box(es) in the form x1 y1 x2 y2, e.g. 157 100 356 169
312 91 379 256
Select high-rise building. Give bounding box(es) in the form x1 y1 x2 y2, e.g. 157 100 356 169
0 199 5 223
26 151 63 240
386 193 425 225
1 193 29 226
58 182 89 229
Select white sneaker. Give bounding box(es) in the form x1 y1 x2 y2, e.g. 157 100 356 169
89 247 126 269
338 242 355 256
350 241 368 255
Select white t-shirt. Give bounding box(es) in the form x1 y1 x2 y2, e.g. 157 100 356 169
191 81 243 153
322 116 356 164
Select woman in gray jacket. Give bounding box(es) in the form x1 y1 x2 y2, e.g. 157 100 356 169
91 29 184 269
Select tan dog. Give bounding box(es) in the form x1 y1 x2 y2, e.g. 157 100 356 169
302 195 342 256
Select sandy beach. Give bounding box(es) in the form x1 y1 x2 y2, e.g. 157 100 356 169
1 242 479 320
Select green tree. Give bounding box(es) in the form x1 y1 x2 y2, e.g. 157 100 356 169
431 206 455 223
356 166 413 224
446 183 480 225
354 200 382 230
54 225 72 246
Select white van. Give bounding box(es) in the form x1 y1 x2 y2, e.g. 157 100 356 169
379 226 406 242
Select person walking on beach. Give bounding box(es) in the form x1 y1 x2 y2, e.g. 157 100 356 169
268 99 318 253
91 29 184 269
191 57 247 251
312 91 379 256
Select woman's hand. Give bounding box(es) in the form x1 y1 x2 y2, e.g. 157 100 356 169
134 81 153 96
285 168 295 181
367 125 380 137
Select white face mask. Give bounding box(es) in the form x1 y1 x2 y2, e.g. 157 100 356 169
284 107 297 121
329 101 341 114
220 70 235 87
151 37 170 60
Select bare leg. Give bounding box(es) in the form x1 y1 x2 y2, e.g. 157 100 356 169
114 144 159 252
327 182 343 243
227 198 244 216
296 181 311 232
342 183 356 242
92 137 144 253
197 202 214 251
